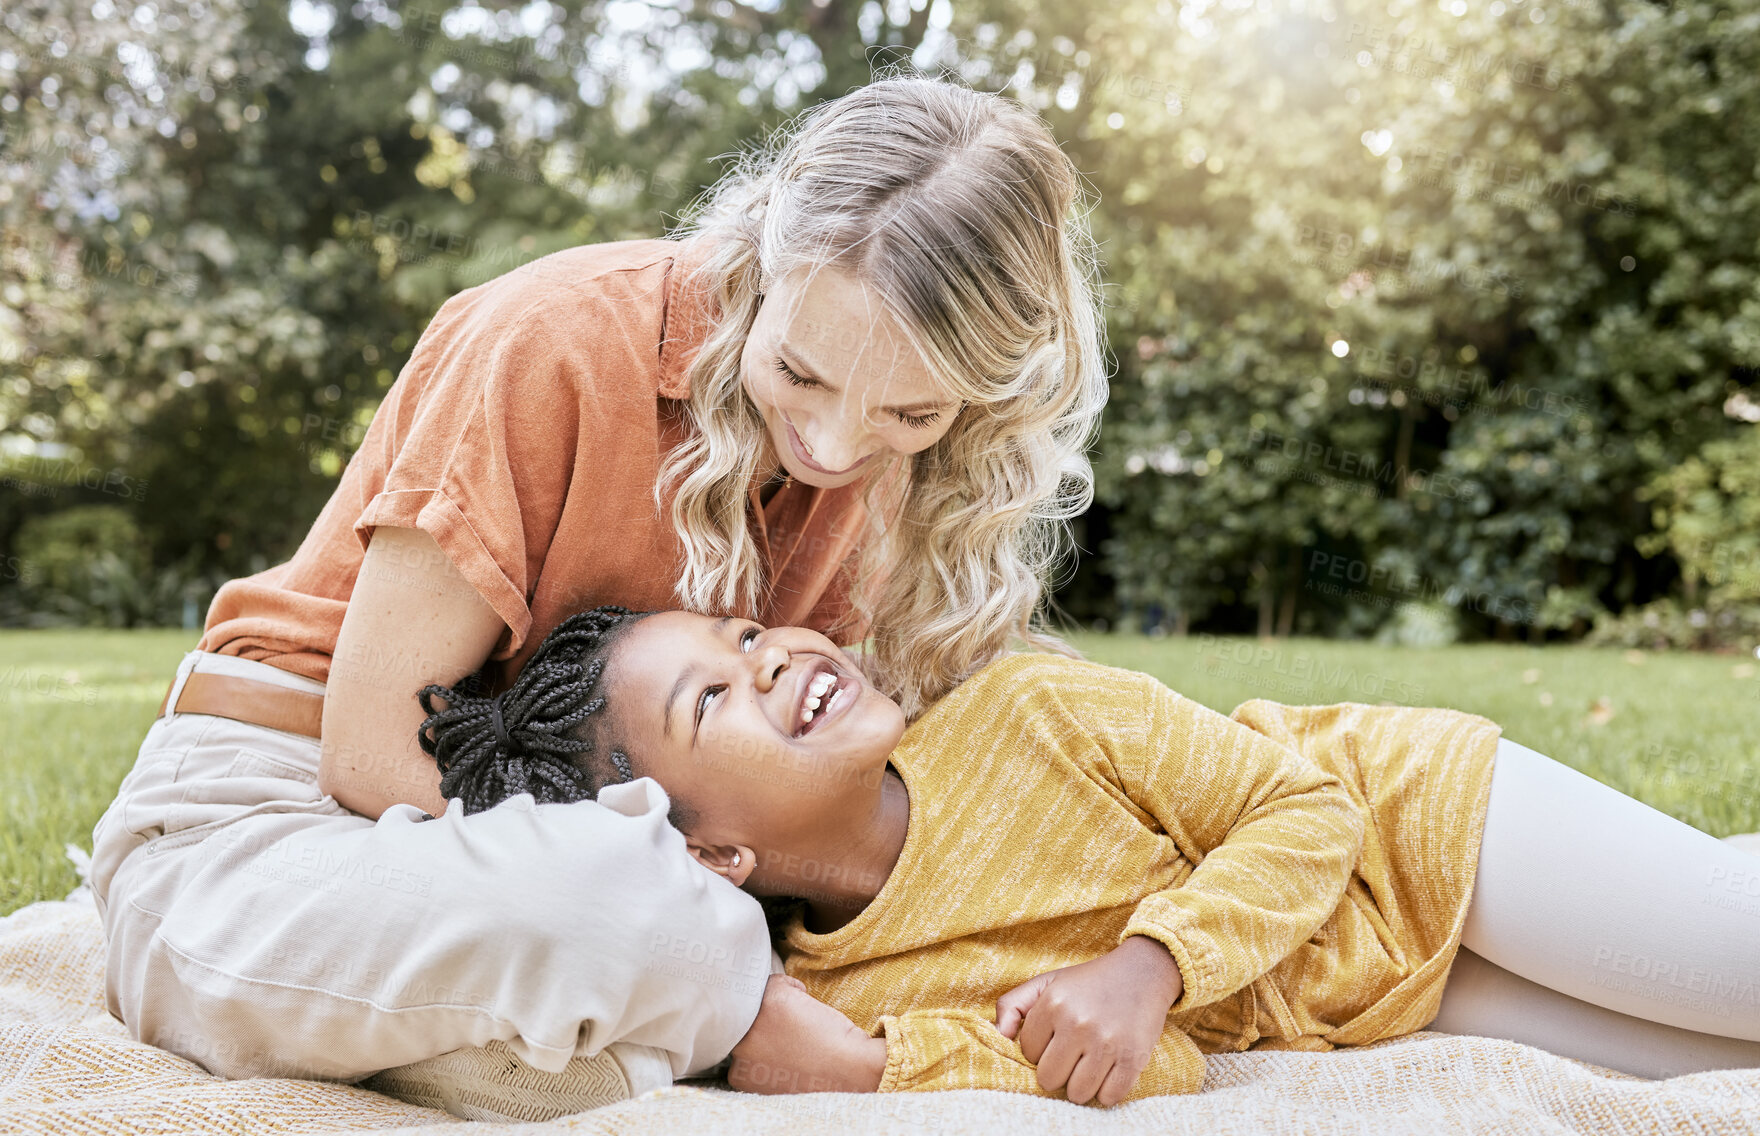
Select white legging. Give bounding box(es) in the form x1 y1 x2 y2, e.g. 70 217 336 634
1429 738 1760 1078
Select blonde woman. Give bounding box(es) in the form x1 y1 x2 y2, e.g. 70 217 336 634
88 74 1108 1098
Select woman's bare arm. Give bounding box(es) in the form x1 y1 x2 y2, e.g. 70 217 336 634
319 525 506 819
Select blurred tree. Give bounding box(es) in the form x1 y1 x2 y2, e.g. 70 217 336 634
916 0 1758 642
3 0 1755 643
1 0 931 596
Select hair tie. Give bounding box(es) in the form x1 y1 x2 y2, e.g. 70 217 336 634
489 699 514 750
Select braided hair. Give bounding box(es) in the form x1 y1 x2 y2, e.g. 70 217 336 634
416 605 651 815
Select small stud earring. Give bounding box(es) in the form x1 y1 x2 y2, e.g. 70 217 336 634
731 851 741 868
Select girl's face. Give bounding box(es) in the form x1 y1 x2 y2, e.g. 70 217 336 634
740 264 962 489
604 611 906 848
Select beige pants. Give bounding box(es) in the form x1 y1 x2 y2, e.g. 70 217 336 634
1430 738 1760 1078
90 650 774 1083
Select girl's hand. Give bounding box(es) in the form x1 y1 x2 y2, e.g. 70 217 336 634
728 974 887 1094
993 936 1184 1106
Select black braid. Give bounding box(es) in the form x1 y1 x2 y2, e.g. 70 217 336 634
416 605 650 814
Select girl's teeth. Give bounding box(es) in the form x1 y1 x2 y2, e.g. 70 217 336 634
798 669 841 734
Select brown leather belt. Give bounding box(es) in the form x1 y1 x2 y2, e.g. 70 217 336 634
157 672 326 739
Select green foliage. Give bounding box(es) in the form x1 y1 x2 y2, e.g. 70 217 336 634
2 0 1756 645
13 506 146 598
2 0 929 589
1641 424 1760 607
6 505 210 627
933 0 1760 641
1590 422 1760 649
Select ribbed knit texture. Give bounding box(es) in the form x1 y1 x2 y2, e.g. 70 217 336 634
782 654 1503 1101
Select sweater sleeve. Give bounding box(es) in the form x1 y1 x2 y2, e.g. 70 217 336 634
1112 677 1365 1014
875 1009 1206 1100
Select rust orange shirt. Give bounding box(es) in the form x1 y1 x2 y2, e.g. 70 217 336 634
198 237 873 691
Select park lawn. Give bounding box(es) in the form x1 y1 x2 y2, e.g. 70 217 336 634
2 629 198 915
3 628 1757 915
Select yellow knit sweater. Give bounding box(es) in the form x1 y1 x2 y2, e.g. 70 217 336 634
781 653 1503 1101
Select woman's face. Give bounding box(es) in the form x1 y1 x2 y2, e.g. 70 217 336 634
604 610 906 848
740 264 962 489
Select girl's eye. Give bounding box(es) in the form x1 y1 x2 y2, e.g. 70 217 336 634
697 685 726 723
740 627 759 651
893 410 940 430
773 358 818 388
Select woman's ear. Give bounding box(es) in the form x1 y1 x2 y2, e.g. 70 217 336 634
687 840 757 887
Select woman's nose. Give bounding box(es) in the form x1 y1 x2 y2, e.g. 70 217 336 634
802 417 875 469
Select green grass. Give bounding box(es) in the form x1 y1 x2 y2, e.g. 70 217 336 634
1 629 196 915
3 629 1757 915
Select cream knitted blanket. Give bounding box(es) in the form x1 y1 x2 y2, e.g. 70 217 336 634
5 891 1759 1135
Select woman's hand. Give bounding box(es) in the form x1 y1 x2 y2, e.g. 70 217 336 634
728 974 888 1094
993 936 1184 1106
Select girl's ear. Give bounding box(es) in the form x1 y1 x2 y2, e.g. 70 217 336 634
687 840 757 887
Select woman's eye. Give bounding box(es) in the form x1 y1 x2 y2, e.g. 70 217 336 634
893 410 940 430
773 358 817 388
697 685 726 723
740 627 759 651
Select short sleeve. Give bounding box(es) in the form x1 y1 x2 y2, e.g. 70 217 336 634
353 301 582 660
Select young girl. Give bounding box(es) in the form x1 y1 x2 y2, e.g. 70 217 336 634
416 606 1760 1107
89 75 1108 1089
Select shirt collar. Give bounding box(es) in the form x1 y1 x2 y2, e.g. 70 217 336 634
657 236 720 401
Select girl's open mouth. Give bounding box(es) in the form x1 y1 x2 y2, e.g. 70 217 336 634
794 659 857 737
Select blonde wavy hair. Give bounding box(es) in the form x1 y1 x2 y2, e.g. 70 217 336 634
659 73 1109 720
